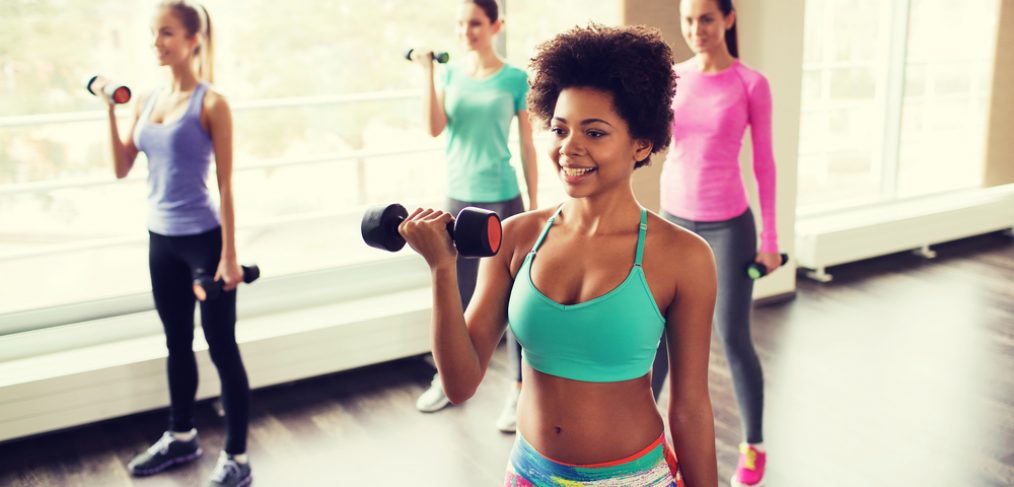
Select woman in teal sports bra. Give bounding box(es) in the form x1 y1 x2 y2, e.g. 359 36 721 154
399 25 718 486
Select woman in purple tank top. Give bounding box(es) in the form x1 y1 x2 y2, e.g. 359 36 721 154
96 2 252 486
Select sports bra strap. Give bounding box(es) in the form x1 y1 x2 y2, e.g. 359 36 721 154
634 208 647 267
531 204 565 253
141 88 162 121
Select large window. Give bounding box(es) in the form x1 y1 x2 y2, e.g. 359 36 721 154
0 1 619 325
797 0 998 213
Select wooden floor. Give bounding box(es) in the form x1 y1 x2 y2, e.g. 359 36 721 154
1 232 1012 486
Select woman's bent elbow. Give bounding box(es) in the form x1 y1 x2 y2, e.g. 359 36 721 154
444 384 477 405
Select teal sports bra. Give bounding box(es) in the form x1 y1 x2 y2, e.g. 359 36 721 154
507 205 667 382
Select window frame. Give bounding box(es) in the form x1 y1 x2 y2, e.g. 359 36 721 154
797 0 995 217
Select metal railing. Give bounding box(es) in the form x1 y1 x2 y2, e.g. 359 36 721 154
0 89 443 264
0 90 420 129
0 206 360 262
0 146 443 197
0 89 432 196
0 88 553 264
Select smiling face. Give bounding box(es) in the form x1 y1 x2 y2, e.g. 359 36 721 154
455 2 500 52
548 87 652 199
679 0 735 56
150 7 198 67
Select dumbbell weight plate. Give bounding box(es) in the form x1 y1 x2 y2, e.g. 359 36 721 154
452 207 502 258
361 203 409 252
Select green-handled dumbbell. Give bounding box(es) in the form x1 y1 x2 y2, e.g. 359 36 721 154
746 253 789 280
405 48 450 64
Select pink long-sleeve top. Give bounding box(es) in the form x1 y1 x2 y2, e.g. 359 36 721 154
661 58 779 253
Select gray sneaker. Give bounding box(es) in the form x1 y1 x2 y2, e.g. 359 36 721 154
208 452 252 487
127 431 202 476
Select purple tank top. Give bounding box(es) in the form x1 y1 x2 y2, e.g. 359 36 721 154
134 82 220 236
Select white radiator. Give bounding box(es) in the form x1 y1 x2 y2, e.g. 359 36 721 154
795 185 1014 282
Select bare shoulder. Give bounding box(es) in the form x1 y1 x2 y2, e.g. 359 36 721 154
644 211 715 278
501 207 556 245
500 206 558 274
501 206 557 243
200 87 232 131
202 86 231 114
502 206 555 228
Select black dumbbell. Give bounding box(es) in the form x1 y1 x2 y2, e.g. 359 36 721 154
86 75 132 104
746 253 789 280
405 48 450 64
361 204 501 258
192 265 260 301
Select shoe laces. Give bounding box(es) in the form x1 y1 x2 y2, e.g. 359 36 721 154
210 455 241 483
739 443 758 471
147 432 176 455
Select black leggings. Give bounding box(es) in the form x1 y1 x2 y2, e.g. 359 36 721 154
149 228 250 454
652 209 764 444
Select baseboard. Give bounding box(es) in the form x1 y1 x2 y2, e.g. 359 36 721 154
795 185 1014 281
753 290 796 307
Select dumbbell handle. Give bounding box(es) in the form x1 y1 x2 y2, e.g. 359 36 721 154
405 48 450 64
192 265 260 301
747 253 789 280
385 215 456 239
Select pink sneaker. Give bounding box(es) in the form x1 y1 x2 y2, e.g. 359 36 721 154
730 443 766 486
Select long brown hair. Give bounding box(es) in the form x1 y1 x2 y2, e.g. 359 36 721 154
716 0 738 58
467 0 500 22
160 1 215 82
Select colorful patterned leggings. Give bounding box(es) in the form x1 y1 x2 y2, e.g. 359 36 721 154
504 432 684 486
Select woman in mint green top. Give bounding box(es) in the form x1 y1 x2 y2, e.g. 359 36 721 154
439 61 531 202
399 24 718 485
409 0 537 431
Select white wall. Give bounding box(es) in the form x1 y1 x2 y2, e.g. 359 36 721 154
985 0 1014 187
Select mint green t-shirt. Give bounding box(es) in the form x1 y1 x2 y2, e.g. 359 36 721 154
440 62 529 202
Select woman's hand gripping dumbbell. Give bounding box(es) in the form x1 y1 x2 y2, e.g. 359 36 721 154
746 253 789 280
361 204 502 267
192 265 261 301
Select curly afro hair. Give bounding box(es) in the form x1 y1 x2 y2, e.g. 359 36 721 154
528 24 676 168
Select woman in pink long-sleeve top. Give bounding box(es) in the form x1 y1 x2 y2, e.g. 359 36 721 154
653 1 780 486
